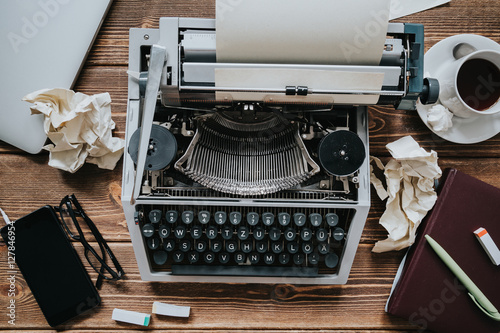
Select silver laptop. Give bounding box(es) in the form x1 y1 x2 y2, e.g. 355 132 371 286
0 0 113 154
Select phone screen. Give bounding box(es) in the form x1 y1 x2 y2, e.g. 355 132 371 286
1 206 100 327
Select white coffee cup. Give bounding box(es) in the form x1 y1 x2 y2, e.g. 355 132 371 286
439 47 500 118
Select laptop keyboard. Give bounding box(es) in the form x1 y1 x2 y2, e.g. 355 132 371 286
136 205 354 277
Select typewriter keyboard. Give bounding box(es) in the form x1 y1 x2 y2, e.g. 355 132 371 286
135 205 354 277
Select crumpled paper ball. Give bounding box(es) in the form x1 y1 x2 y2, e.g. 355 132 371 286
23 88 125 173
370 136 442 252
427 104 453 132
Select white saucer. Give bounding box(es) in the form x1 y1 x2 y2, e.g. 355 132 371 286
416 34 500 144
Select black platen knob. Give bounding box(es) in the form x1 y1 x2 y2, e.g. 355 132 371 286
420 77 440 105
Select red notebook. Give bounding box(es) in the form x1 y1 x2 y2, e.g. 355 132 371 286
386 168 500 333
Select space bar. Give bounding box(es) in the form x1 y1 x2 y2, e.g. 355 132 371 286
171 265 318 277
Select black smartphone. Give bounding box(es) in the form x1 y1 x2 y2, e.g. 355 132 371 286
1 206 100 327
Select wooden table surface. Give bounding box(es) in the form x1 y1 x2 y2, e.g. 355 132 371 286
1 0 499 332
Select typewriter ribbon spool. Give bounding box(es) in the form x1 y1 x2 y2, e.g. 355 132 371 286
128 124 177 171
318 130 366 177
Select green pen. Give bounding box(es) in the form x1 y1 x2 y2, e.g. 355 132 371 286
425 234 500 321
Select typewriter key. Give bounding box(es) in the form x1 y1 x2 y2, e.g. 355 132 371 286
149 209 162 223
181 211 194 224
293 253 305 265
190 225 203 239
325 253 339 268
173 251 184 263
309 213 322 227
269 227 281 241
234 253 245 264
142 223 154 238
204 252 215 264
221 225 233 240
264 253 275 265
300 228 313 241
215 211 227 225
229 212 242 225
316 228 328 242
333 227 345 241
226 240 237 253
278 212 291 226
198 210 210 224
179 239 191 252
195 240 207 252
247 212 259 226
211 239 223 253
253 226 265 241
325 213 339 227
163 239 175 252
175 226 187 239
271 242 283 254
238 226 250 240
318 243 329 255
284 228 296 241
249 253 260 264
241 241 252 253
147 237 160 250
279 253 290 265
166 210 178 223
188 251 199 263
219 252 230 264
153 251 168 265
308 253 320 265
262 212 274 226
287 241 299 254
293 213 306 227
302 242 313 254
206 225 218 240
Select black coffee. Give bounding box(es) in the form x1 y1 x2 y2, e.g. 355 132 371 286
456 58 500 111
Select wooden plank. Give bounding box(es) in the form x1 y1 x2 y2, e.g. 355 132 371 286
0 157 496 331
0 243 420 331
1 153 500 243
0 160 128 243
0 0 499 332
85 0 500 67
6 63 500 156
368 107 500 157
0 331 425 333
84 0 216 66
5 98 500 157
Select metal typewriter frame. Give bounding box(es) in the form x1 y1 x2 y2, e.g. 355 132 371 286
122 105 370 284
122 18 428 284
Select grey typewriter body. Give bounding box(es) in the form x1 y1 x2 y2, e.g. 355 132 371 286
121 18 437 284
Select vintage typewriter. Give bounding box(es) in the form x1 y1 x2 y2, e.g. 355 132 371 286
121 17 438 284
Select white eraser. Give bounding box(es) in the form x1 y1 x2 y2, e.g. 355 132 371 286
474 227 500 266
152 302 190 318
112 308 151 326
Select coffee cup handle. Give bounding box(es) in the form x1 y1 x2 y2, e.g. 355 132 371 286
452 43 477 60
